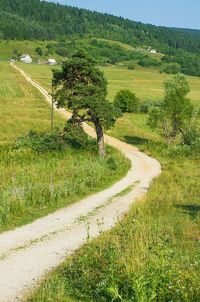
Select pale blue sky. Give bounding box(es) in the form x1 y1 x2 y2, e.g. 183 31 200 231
48 0 200 29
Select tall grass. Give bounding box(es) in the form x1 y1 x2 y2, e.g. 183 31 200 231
29 114 200 302
0 62 130 231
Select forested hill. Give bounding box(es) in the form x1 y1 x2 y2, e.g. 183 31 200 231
0 0 200 55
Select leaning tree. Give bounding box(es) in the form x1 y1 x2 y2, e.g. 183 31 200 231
52 51 120 157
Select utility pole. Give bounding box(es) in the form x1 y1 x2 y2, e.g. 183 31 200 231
51 82 54 132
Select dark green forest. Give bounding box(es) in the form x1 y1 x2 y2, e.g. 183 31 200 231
1 0 200 76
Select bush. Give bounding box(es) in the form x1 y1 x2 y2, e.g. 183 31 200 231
140 100 163 113
164 141 200 157
127 62 135 70
15 130 67 153
114 89 140 113
108 56 119 65
55 48 68 57
63 122 89 149
182 127 199 146
138 57 161 67
35 47 43 56
161 63 181 74
106 156 117 171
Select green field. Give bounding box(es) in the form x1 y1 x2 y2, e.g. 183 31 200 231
0 62 129 232
18 63 200 104
27 63 200 301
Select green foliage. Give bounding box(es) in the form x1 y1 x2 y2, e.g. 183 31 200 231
63 122 89 149
138 57 161 67
181 126 200 146
15 130 67 153
35 47 43 56
127 62 135 70
161 62 181 74
140 100 163 113
162 50 200 77
1 0 200 77
108 56 119 65
46 43 55 55
114 89 140 113
53 51 121 156
55 47 68 57
148 74 198 144
106 156 118 171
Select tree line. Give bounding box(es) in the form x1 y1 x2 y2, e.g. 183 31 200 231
0 0 200 55
1 0 200 77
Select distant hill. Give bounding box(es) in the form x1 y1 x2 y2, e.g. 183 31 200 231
0 0 200 55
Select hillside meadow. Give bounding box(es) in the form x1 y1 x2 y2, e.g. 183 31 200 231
0 40 61 61
0 62 129 232
18 63 200 104
25 63 200 301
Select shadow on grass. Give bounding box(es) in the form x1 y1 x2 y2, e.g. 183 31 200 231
123 135 149 146
175 204 200 219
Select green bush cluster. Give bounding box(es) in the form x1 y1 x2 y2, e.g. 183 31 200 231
15 130 67 153
138 57 161 67
63 123 90 149
127 62 135 70
114 89 140 113
140 100 163 113
15 126 90 154
161 62 181 74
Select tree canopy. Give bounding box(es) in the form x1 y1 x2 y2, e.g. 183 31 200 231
148 74 198 144
1 0 200 76
53 51 120 157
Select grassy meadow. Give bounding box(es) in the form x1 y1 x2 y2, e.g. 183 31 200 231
26 64 200 301
0 62 129 232
18 63 200 104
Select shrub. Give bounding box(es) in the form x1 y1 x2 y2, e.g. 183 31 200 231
15 130 67 153
140 100 163 113
161 63 181 74
127 62 135 70
35 47 43 56
114 89 140 113
138 57 161 67
55 48 68 57
63 122 89 149
163 141 200 157
106 156 117 171
182 127 199 146
108 56 119 65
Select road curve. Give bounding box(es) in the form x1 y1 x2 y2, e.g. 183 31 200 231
0 63 161 302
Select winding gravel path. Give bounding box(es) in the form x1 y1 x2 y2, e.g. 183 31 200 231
0 63 161 302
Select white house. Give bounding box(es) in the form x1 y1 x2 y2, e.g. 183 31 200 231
150 49 157 54
20 54 33 64
48 58 57 65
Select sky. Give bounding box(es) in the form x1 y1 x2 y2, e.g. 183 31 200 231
48 0 200 30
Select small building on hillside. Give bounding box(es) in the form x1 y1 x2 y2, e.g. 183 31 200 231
148 47 157 54
48 58 57 65
20 54 33 64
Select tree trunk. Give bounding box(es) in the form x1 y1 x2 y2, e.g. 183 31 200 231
95 122 106 158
